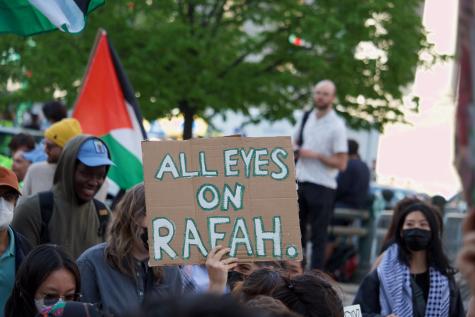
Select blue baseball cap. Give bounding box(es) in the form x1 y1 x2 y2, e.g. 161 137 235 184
77 138 114 167
22 145 47 163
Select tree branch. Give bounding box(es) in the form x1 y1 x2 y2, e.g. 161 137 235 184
217 51 250 78
187 1 196 35
210 0 228 37
217 27 287 78
201 1 223 28
261 58 285 73
176 0 187 23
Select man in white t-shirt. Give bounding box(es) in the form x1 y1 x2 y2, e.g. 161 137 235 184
294 80 348 270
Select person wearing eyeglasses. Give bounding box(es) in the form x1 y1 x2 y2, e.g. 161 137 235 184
0 166 31 317
4 244 89 317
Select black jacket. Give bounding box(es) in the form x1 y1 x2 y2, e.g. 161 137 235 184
11 226 32 271
353 269 465 317
336 158 370 209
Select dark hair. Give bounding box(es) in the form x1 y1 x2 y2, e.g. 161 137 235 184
42 101 67 123
272 272 343 317
8 133 35 154
246 295 300 317
229 261 283 290
394 202 452 275
232 268 285 302
381 197 423 252
128 294 261 317
381 189 394 202
431 195 447 214
348 139 359 156
5 245 81 317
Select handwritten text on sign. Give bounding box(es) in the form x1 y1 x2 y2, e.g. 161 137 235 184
142 137 302 265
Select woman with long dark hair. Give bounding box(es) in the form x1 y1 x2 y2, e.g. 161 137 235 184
354 202 464 317
77 183 237 316
5 244 81 317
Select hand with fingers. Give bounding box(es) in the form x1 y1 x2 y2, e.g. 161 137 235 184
206 245 239 294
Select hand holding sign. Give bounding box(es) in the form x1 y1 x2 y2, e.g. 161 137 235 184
141 136 302 266
206 245 238 293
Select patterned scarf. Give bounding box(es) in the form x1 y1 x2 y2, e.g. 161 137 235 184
377 244 450 317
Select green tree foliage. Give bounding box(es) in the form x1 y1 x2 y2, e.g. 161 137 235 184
0 0 435 138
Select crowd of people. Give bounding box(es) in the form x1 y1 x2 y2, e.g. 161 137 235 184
0 84 474 317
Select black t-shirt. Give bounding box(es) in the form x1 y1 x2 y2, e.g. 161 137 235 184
412 271 430 302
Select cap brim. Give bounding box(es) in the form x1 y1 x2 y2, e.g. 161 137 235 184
0 183 21 195
78 157 115 167
22 153 35 161
23 153 47 163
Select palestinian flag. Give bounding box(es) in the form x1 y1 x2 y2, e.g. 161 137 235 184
0 0 104 36
73 30 147 191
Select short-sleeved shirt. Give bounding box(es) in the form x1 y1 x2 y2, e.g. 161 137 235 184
0 227 16 317
294 109 347 189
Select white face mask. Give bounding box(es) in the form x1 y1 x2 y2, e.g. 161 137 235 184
0 197 14 228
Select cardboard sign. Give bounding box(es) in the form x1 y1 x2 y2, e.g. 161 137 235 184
344 305 362 317
142 136 302 266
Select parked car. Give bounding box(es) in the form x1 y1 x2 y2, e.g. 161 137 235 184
370 184 422 212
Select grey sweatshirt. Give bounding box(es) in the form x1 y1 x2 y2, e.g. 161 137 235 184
77 243 184 316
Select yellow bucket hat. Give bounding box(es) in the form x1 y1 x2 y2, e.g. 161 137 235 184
44 118 82 148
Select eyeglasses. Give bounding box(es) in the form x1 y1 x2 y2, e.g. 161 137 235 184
40 293 82 306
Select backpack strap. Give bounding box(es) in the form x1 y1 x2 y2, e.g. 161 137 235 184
40 191 109 243
93 199 110 238
297 110 312 147
410 276 427 317
39 191 55 244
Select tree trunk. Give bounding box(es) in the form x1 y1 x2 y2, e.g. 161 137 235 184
179 100 195 140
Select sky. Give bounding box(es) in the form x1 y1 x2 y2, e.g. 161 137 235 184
376 0 460 198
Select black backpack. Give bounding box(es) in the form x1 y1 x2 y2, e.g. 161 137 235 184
38 191 110 244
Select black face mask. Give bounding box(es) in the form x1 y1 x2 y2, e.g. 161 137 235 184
140 227 149 251
402 228 431 251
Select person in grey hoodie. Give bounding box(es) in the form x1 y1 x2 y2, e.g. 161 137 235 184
12 135 114 259
77 183 238 317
